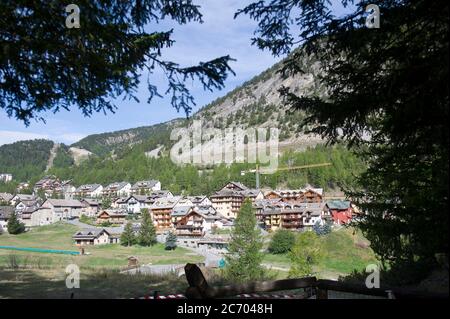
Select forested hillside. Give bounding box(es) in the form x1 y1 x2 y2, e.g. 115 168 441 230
0 139 54 182
48 143 364 195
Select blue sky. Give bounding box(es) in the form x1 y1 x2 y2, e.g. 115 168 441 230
0 0 352 146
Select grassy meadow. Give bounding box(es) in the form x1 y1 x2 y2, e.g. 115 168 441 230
0 222 378 298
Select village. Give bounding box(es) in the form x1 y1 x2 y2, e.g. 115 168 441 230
0 175 357 253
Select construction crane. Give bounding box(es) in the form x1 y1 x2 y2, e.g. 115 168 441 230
240 162 332 189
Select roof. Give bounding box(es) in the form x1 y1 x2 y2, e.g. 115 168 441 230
126 195 150 203
75 184 102 192
130 180 159 190
81 198 100 206
98 209 127 217
72 228 110 239
326 200 351 210
171 205 193 217
0 206 14 220
151 196 181 209
0 192 13 202
103 182 130 191
45 199 83 208
222 181 248 191
14 194 36 201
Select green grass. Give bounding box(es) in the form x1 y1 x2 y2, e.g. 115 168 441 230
0 222 203 270
262 227 378 279
0 222 204 298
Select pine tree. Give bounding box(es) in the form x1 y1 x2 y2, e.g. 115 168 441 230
121 221 136 247
7 211 25 235
165 231 177 250
224 199 265 283
138 208 157 246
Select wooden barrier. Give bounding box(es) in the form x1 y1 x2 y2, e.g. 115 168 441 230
184 263 448 299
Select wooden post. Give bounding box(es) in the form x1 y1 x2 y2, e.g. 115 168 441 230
316 287 328 299
184 263 211 299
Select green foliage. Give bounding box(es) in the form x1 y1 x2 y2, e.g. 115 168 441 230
0 139 53 182
312 221 332 236
138 209 157 247
121 222 137 247
268 229 295 254
52 145 74 168
0 1 234 125
7 211 25 235
165 231 177 250
225 200 265 283
239 0 449 281
101 198 112 209
288 231 322 278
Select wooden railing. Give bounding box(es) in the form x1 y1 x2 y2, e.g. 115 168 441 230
184 263 448 299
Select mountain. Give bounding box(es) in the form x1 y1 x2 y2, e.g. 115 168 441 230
70 49 324 158
1 50 365 195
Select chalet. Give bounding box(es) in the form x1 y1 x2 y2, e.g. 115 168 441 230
210 190 244 219
121 195 152 214
80 199 101 217
0 206 14 231
210 182 263 219
72 228 113 246
102 182 131 198
174 210 205 237
15 198 40 218
150 196 181 232
20 206 40 228
96 210 127 225
194 205 226 232
11 194 36 206
74 184 103 198
130 180 161 195
326 200 353 225
255 201 326 231
264 187 323 203
171 205 194 225
33 176 74 198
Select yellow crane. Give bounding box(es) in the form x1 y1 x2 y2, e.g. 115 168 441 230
240 162 332 189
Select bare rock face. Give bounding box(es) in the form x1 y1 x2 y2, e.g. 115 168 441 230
69 147 92 165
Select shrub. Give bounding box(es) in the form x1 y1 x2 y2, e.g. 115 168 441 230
268 229 296 254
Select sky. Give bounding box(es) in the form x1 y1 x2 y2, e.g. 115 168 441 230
0 0 352 146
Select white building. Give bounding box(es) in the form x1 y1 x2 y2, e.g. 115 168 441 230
74 184 103 198
102 182 131 197
0 173 12 182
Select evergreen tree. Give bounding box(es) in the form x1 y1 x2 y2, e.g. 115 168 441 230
7 211 25 235
138 208 157 246
239 0 449 282
225 199 265 283
121 222 136 247
165 231 177 250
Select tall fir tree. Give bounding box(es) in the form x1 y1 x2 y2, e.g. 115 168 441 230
138 208 157 247
7 211 25 235
224 199 265 283
121 221 136 247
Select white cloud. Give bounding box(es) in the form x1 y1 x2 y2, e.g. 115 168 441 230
0 130 50 146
